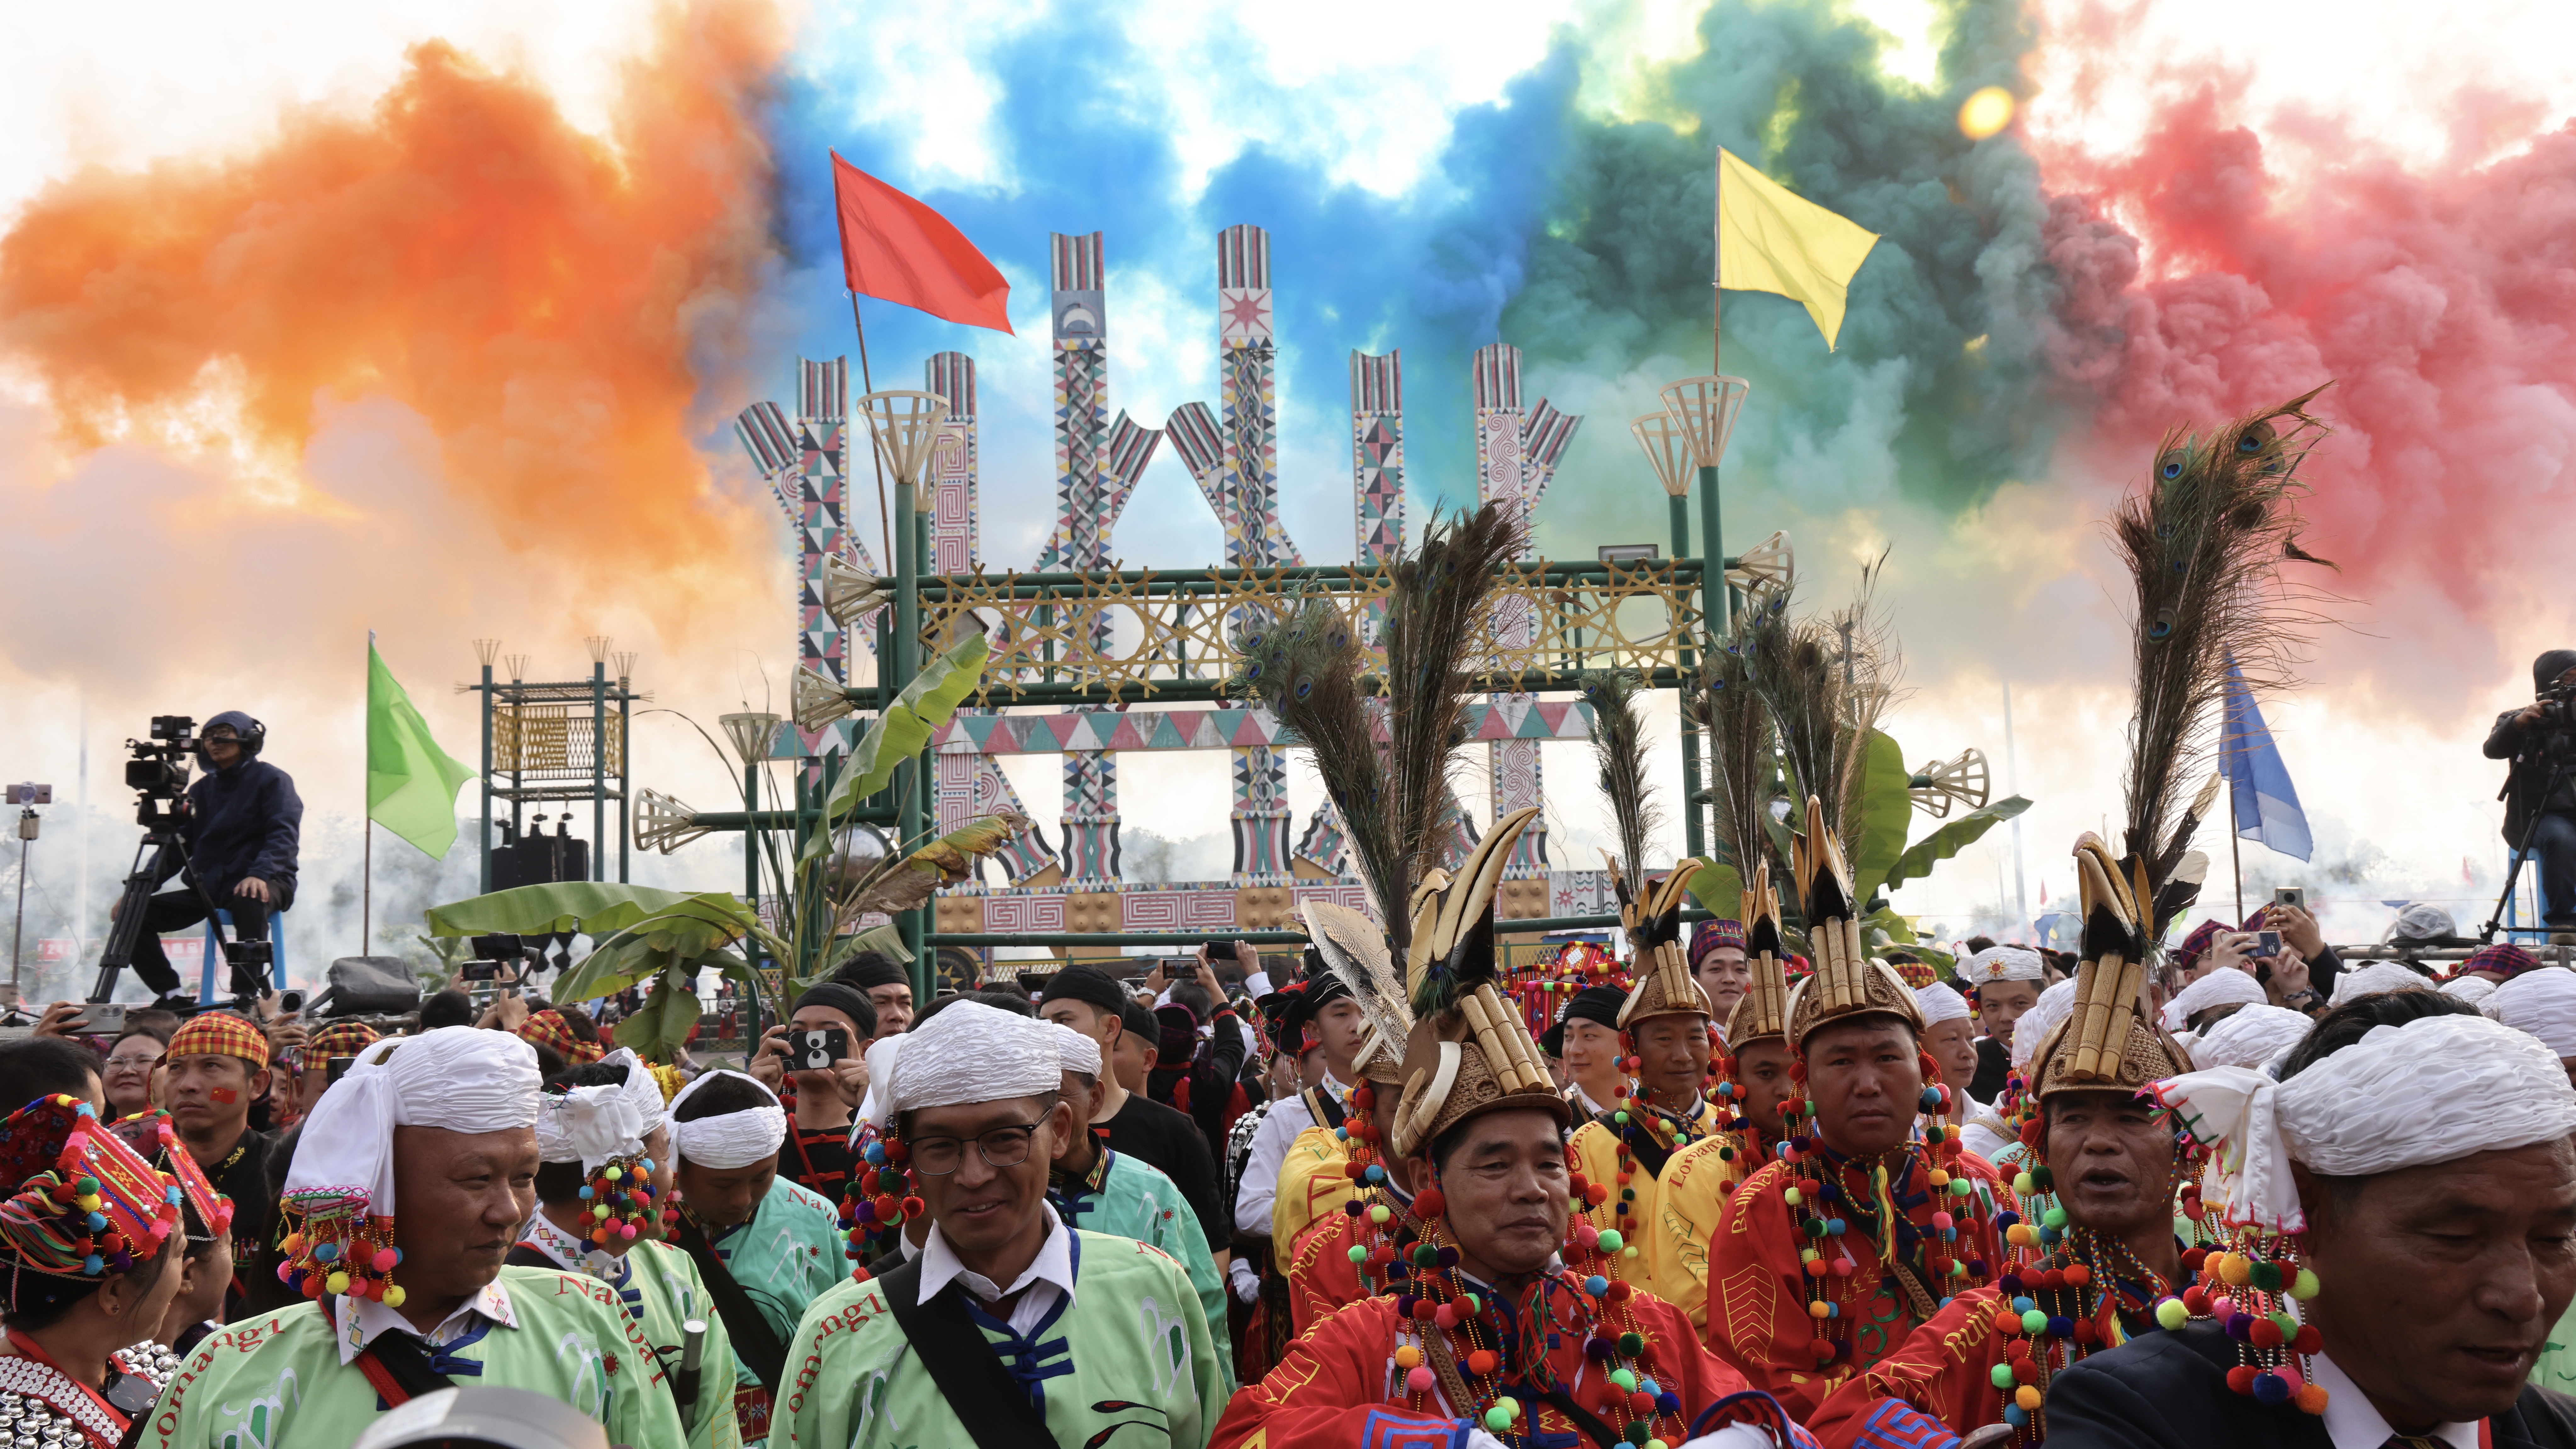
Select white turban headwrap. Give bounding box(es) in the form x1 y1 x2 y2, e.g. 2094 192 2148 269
597 1048 666 1136
2185 1004 2313 1072
882 1002 1059 1124
286 1026 542 1223
536 1084 645 1172
2162 966 2268 1031
2484 969 2576 1058
1051 1021 1103 1077
1914 983 1971 1027
667 1070 789 1171
1963 945 2046 985
2154 1013 2576 1233
2328 958 2438 1008
2010 980 2079 1071
858 1032 910 1133
2442 975 2500 1006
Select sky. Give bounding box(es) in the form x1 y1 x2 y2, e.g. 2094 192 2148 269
2 0 2573 986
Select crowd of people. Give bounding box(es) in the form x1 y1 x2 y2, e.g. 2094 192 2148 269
3 875 2571 1449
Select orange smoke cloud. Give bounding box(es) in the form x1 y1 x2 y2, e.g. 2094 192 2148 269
0 0 785 579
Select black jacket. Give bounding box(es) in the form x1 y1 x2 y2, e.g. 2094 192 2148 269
2047 1319 2576 1449
2489 708 2576 844
163 745 302 890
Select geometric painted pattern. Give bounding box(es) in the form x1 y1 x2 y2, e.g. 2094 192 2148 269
1472 343 1547 878
929 701 1596 754
927 350 1055 882
732 356 857 772
1053 230 1120 889
1216 223 1296 886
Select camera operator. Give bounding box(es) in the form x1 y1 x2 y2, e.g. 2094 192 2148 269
2485 648 2576 941
115 712 302 1006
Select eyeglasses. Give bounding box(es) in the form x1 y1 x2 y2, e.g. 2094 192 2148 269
907 1123 1045 1176
104 1056 163 1071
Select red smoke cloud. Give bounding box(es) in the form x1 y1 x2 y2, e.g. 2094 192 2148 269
0 1 785 581
2032 83 2576 668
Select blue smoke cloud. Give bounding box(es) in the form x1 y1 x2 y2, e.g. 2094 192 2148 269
742 0 2087 574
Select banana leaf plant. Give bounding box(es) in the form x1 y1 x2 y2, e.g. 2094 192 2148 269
422 633 1025 1060
1687 727 2030 968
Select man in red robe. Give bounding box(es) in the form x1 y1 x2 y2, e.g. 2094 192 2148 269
1804 861 2200 1447
1214 809 1811 1449
1703 807 2011 1418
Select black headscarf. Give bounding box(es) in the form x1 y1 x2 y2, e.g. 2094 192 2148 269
792 982 877 1036
1038 964 1130 1017
2536 650 2576 691
832 953 910 993
1538 985 1628 1057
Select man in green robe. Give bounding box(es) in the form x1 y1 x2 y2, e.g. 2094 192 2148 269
514 1056 742 1448
667 1067 851 1445
781 1001 1229 1448
1043 1020 1232 1380
139 1026 688 1449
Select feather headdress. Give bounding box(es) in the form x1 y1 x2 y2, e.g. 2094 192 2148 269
1299 898 1412 1081
1583 669 1657 901
2111 384 2335 943
1232 502 1522 954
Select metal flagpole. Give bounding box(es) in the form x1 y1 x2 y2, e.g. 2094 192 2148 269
849 293 895 582
2230 775 2246 923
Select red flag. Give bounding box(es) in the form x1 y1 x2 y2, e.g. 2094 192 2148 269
829 152 1013 333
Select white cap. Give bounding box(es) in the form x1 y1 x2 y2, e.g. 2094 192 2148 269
2156 1014 2576 1233
1963 945 2046 986
599 1048 667 1136
1051 1020 1103 1077
536 1084 645 1171
2484 969 2576 1058
287 1026 542 1226
2162 966 2267 1031
2185 1004 2312 1072
2441 975 2500 1006
883 1002 1059 1121
668 1070 789 1171
2328 959 2437 1008
1914 982 1971 1027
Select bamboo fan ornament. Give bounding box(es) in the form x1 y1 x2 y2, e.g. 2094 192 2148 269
634 789 711 855
1723 530 1795 603
793 665 857 729
1908 749 1990 819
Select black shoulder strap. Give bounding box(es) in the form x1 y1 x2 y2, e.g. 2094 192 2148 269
503 1245 557 1272
1536 1385 1629 1448
667 1215 790 1390
875 1255 1059 1443
1302 1087 1346 1132
317 1297 459 1403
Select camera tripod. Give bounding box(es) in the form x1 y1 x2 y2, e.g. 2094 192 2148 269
2480 750 2573 945
93 827 269 1008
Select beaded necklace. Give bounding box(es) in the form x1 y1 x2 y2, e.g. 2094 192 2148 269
1985 1225 2193 1443
1385 1181 1685 1448
1329 1080 1415 1295
1773 1051 1999 1371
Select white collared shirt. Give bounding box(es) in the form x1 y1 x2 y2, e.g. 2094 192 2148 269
917 1201 1077 1337
1233 1070 1350 1235
335 1278 516 1365
2309 1351 2480 1449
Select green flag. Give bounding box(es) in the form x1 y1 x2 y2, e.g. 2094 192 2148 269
368 639 476 859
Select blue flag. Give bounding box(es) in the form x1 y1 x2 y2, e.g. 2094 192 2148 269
2221 657 2312 861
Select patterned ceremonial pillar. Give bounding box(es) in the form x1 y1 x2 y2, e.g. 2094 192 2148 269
926 352 1056 882
1472 344 1548 879
1052 233 1120 888
1351 351 1405 566
1216 223 1296 887
732 357 859 778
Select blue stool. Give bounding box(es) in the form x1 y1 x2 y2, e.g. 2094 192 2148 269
198 906 288 1005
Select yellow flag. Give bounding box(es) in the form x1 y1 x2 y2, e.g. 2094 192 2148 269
1717 148 1880 351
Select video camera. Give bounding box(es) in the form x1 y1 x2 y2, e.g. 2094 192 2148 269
121 716 200 827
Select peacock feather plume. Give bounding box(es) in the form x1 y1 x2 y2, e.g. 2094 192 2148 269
1693 635 1778 886
2112 383 2336 941
1582 669 1657 900
1232 502 1522 955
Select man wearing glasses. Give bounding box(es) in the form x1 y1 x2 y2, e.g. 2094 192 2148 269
781 1000 1230 1447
